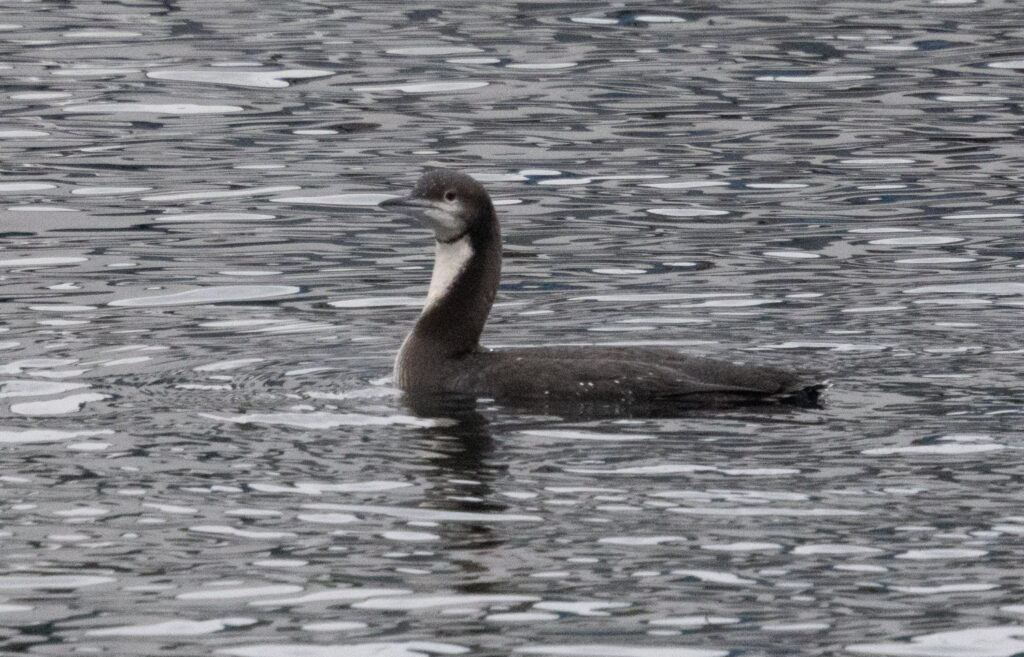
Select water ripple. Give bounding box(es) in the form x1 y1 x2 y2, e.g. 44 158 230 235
3 2 1023 656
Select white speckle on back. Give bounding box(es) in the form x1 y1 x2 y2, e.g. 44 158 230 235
426 236 474 307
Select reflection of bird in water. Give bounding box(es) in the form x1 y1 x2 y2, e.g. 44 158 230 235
403 398 509 551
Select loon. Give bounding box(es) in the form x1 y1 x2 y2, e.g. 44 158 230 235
380 169 825 408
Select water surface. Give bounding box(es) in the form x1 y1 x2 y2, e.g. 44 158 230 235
2 2 1023 656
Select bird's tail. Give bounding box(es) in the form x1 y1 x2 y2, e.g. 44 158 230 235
781 381 831 408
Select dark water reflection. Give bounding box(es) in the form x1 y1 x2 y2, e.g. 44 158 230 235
2 1 1024 656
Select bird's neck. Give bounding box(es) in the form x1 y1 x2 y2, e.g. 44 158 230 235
394 213 501 389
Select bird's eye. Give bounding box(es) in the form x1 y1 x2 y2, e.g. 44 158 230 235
444 190 457 202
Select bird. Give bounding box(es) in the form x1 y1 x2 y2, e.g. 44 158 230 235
380 169 826 409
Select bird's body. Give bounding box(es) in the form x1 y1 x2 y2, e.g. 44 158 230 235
381 169 824 409
402 346 811 405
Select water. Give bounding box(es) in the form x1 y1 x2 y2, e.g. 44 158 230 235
2 1 1023 655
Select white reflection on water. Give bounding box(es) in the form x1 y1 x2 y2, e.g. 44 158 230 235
147 68 334 88
109 285 301 307
354 81 489 93
0 256 87 267
271 193 396 205
88 617 257 636
10 391 108 416
63 102 245 114
155 212 276 223
387 46 483 56
352 593 540 611
219 641 471 657
515 646 727 657
847 626 1024 657
0 575 115 589
142 186 300 202
250 587 413 607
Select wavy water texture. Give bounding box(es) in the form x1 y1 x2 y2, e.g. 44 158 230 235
0 2 1022 656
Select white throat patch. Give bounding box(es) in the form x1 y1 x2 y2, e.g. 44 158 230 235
426 236 474 307
424 203 466 242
